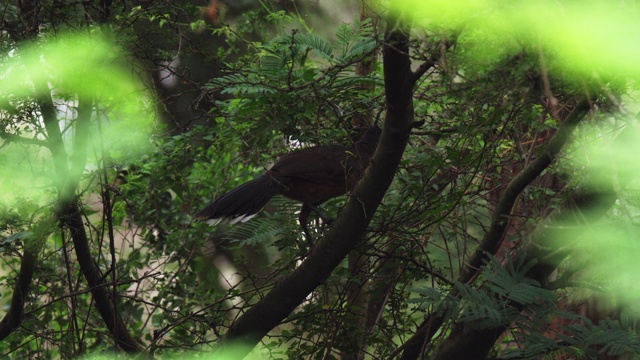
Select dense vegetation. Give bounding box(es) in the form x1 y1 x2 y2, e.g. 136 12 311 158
1 0 640 359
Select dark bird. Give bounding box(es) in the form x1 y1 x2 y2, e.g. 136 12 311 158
194 126 382 244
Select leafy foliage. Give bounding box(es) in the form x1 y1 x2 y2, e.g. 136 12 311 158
2 0 640 359
207 17 382 142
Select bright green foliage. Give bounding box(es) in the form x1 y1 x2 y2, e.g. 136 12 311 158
392 0 640 81
560 124 640 311
2 0 640 359
0 32 152 204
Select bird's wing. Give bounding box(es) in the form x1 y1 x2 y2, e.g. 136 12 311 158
269 146 357 184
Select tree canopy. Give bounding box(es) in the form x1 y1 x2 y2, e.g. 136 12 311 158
2 0 640 359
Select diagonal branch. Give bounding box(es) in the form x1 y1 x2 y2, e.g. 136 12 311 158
398 98 592 360
14 0 141 353
36 84 143 354
457 98 591 285
428 102 635 360
410 35 457 84
0 247 38 340
213 15 416 358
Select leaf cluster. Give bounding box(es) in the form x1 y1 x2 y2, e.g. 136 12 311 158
208 16 382 141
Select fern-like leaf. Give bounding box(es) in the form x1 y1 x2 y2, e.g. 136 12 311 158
294 33 334 61
484 254 556 306
455 282 518 329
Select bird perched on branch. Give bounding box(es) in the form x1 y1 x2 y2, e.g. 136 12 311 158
194 126 382 245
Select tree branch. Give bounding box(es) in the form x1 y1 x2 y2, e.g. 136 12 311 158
36 85 143 354
399 98 592 360
0 248 37 340
410 36 457 84
213 15 416 358
427 105 635 360
337 3 383 357
457 98 591 286
15 0 142 354
0 131 49 148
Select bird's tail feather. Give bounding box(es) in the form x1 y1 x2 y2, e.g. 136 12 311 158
194 175 281 224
